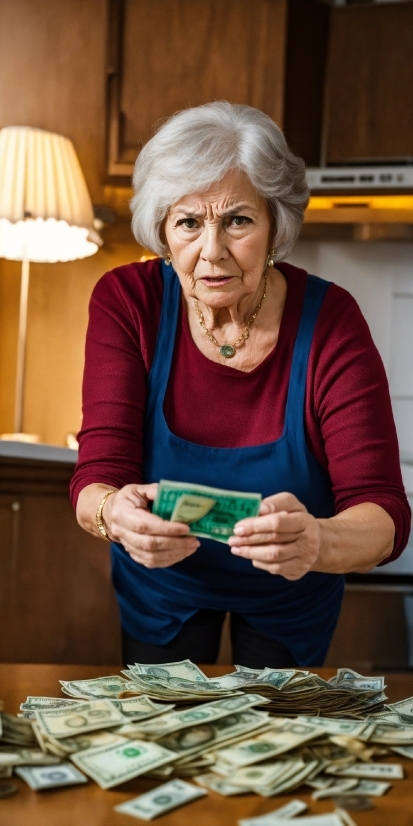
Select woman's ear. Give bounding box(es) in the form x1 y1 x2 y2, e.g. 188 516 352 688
266 204 276 251
159 210 171 249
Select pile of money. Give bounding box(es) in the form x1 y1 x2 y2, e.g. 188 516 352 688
114 661 388 718
1 661 413 818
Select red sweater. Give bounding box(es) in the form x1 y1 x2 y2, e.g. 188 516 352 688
70 259 411 562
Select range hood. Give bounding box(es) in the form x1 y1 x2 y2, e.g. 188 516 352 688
302 165 413 240
307 166 413 191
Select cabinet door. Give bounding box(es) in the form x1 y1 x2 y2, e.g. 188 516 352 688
107 0 287 177
0 496 21 647
323 4 413 165
0 493 121 664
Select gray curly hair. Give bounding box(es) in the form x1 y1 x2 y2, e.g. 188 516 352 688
131 101 309 262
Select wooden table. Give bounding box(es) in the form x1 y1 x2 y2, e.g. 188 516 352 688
1 664 413 826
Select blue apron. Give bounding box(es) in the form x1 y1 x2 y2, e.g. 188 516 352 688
111 261 344 665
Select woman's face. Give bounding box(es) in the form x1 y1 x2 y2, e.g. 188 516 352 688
163 168 273 308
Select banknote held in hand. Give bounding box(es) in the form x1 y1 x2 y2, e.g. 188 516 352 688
152 480 261 543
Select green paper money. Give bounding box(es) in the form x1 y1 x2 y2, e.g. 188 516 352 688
152 480 261 543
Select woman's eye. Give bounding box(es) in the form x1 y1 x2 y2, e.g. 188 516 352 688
176 218 198 229
229 216 251 226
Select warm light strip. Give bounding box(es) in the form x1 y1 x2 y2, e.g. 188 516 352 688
307 195 413 211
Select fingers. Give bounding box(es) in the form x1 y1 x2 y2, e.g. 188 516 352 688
119 511 192 536
118 529 199 555
118 529 200 568
230 543 299 563
104 482 201 569
229 530 303 548
233 510 308 538
230 541 314 581
126 542 199 569
229 502 321 581
121 483 158 507
259 492 307 516
251 558 308 581
111 500 191 537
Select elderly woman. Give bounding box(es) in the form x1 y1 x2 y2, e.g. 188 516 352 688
71 102 410 669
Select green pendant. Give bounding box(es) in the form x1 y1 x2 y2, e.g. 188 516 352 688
219 345 236 358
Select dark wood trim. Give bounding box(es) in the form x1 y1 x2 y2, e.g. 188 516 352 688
106 0 133 177
0 456 75 495
283 0 330 167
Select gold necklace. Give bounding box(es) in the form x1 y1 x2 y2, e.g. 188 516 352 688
193 274 267 358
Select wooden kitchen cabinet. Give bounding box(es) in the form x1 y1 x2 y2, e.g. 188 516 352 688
323 3 413 165
0 450 121 664
107 0 288 177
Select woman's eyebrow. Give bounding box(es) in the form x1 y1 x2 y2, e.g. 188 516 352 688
173 210 203 218
172 204 257 218
221 204 256 216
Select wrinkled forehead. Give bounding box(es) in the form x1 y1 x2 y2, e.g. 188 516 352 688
168 168 266 216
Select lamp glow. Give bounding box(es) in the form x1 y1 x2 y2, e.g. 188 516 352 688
0 126 102 438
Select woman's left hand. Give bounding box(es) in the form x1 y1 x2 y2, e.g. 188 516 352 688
228 492 321 580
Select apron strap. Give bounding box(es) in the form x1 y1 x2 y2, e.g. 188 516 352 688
284 274 331 443
145 260 181 423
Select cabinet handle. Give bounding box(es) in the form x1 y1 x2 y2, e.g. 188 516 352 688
11 502 21 512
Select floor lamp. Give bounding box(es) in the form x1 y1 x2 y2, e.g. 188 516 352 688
0 126 102 442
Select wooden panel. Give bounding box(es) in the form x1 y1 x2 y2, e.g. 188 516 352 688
108 0 287 176
0 456 78 495
0 495 21 632
324 4 413 164
325 588 409 672
0 456 121 664
0 457 122 664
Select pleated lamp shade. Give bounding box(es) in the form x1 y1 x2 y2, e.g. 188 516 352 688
0 126 102 262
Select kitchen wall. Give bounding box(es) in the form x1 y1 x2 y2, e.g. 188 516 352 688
289 239 413 575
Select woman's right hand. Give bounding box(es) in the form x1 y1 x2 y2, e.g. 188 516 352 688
103 483 200 568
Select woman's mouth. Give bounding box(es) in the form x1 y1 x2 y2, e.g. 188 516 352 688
199 276 234 286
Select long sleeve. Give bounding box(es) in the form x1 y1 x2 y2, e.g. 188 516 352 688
70 261 163 506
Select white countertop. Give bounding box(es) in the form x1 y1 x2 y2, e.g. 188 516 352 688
0 441 78 463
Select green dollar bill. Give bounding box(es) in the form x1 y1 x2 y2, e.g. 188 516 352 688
15 763 88 790
128 660 208 683
114 779 207 820
326 762 403 780
237 798 308 823
71 739 178 789
195 771 249 796
34 699 126 739
152 480 261 543
215 719 327 767
59 675 130 700
132 694 269 738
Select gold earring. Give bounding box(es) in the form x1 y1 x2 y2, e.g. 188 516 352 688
164 252 171 266
266 249 276 268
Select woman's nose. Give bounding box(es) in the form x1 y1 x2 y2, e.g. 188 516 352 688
200 225 229 263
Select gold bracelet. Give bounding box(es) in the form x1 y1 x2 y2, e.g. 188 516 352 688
96 490 117 541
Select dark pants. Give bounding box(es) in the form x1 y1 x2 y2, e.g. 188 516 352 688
122 609 297 669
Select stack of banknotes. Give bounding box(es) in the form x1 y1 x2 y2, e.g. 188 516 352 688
1 661 413 819
115 662 390 717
